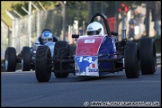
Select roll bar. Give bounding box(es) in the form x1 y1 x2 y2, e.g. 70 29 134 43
90 13 111 36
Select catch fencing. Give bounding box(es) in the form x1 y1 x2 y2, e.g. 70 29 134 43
1 8 63 60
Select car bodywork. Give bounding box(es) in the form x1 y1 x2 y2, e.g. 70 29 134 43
74 35 121 77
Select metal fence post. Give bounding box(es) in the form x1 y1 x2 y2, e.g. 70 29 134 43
37 11 40 38
146 1 150 37
62 1 66 41
28 1 32 47
122 11 127 39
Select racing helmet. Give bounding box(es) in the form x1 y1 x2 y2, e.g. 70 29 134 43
86 21 104 35
41 29 53 44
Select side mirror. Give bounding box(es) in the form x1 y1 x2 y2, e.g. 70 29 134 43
72 34 79 38
111 32 118 36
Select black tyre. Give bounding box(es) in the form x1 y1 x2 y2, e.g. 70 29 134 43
68 44 76 56
139 37 156 75
35 46 51 82
54 41 69 78
21 46 31 71
124 41 140 78
68 44 76 76
4 47 17 72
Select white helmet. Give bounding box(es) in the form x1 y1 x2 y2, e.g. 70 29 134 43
41 30 53 44
86 21 104 35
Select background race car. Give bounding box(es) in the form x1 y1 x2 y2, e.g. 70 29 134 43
4 29 60 72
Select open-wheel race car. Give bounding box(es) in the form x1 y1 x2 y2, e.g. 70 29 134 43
35 13 157 82
4 29 60 72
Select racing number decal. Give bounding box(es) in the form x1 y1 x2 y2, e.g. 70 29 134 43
79 56 93 63
79 56 83 62
75 56 99 76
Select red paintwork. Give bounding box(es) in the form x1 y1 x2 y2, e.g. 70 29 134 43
75 35 105 56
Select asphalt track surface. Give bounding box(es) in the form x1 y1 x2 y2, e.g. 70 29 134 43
1 66 161 107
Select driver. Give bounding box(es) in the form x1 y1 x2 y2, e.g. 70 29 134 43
86 21 104 35
35 29 59 44
86 21 117 58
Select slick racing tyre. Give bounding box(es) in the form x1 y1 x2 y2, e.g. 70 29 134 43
35 46 52 82
21 46 31 71
54 41 69 78
68 44 76 56
124 41 140 78
68 44 76 76
139 37 156 75
5 47 17 72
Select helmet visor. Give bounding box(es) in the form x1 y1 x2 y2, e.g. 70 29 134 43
87 31 99 35
87 28 101 35
42 38 52 43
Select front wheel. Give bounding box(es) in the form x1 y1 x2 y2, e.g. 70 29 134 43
35 46 52 82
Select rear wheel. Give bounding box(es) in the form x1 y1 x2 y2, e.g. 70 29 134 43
21 46 31 71
68 44 76 76
68 44 76 56
139 37 156 75
54 41 70 78
4 47 17 72
124 41 140 78
35 46 51 82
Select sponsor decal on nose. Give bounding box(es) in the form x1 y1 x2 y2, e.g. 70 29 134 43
92 63 95 68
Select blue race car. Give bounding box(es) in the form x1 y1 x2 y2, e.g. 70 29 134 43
4 29 59 72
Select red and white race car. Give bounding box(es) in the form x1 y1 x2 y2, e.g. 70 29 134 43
35 13 157 82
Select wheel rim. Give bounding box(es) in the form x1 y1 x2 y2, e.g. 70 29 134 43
5 59 8 71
